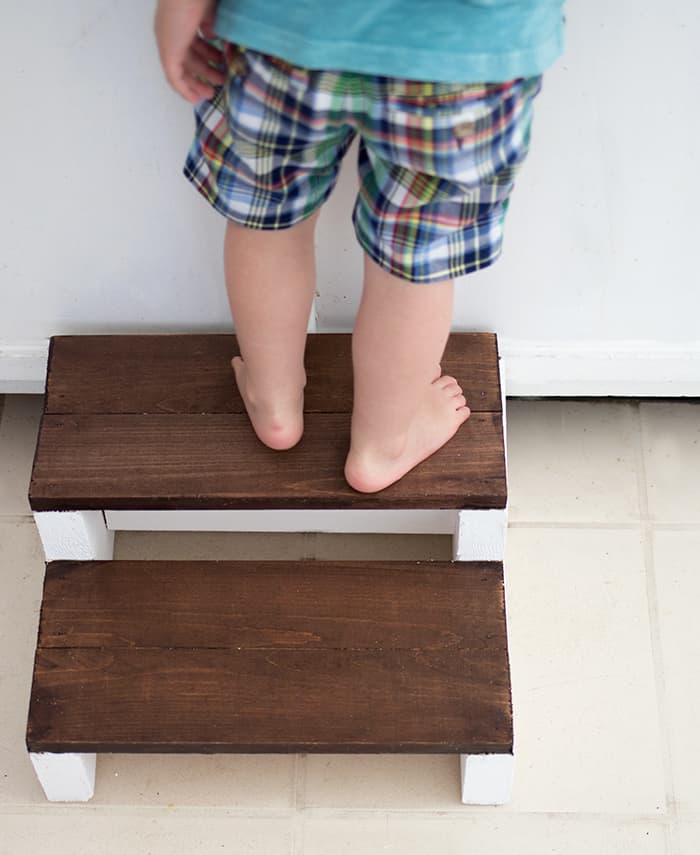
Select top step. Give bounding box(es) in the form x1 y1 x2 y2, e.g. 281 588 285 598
29 334 505 511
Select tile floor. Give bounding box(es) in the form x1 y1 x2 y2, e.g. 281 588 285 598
1 395 699 854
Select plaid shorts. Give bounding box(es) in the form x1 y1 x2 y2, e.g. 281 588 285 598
185 45 542 283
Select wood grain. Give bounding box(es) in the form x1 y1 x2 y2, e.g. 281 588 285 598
44 333 501 415
27 560 512 754
29 412 506 511
37 560 506 650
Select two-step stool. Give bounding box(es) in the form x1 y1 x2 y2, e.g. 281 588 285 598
25 333 512 805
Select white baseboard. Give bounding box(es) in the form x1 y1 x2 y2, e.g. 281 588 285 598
2 338 699 397
499 339 700 397
0 341 49 394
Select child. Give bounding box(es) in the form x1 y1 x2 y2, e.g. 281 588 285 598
155 0 564 493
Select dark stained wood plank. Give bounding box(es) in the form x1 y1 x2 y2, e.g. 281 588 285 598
27 559 511 755
44 333 501 415
27 647 512 754
29 412 506 511
37 560 505 651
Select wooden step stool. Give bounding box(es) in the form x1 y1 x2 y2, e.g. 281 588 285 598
26 333 511 804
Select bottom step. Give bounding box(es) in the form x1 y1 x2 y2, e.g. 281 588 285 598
26 560 513 802
27 560 512 754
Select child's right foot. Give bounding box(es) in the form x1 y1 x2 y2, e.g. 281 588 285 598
344 373 471 493
232 356 305 450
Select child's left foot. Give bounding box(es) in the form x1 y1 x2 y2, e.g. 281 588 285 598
232 356 305 450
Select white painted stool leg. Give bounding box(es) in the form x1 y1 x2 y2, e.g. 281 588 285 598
458 360 513 804
460 753 514 805
452 509 507 562
30 752 96 802
33 511 114 561
452 355 509 563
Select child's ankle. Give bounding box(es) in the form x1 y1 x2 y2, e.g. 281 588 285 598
349 425 410 464
235 359 306 407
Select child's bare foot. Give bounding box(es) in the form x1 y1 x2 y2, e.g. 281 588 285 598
232 356 305 450
344 373 471 493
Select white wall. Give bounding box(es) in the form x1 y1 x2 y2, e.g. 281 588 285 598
1 1 699 394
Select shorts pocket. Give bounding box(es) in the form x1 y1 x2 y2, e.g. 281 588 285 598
219 43 252 122
386 79 520 116
223 42 249 80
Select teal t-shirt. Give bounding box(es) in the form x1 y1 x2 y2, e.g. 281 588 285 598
215 0 565 83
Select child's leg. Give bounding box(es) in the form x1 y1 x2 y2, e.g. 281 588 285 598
224 212 319 450
344 255 470 494
343 76 542 491
185 46 352 451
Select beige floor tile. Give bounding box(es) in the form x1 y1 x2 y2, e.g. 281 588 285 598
641 403 700 522
115 532 453 562
301 814 666 855
0 520 46 805
506 401 641 523
114 530 315 561
653 530 700 814
0 812 293 855
675 820 700 855
303 755 461 809
505 528 666 814
0 396 44 517
313 533 452 561
90 754 296 808
303 528 666 814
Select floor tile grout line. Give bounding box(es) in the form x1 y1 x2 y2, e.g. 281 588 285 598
508 520 700 530
665 817 687 855
625 400 646 525
287 807 679 823
295 754 306 811
291 753 306 855
303 532 317 561
0 513 36 524
0 797 672 817
633 403 678 843
666 822 679 855
0 804 685 823
641 528 679 833
508 521 643 530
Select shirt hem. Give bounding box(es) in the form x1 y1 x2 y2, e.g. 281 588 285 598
215 10 564 83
